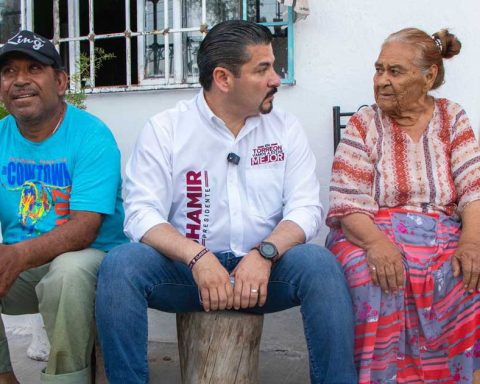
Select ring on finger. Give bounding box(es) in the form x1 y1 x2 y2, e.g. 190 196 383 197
251 288 258 294
370 265 377 272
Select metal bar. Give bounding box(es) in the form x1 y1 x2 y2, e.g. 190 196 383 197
68 1 76 82
88 0 95 87
152 0 159 74
53 0 60 49
173 0 182 83
85 83 201 94
68 0 79 90
258 21 289 27
201 0 206 26
26 0 33 29
333 106 341 152
164 0 170 83
125 0 132 86
136 0 145 83
285 5 294 84
20 0 26 29
56 28 202 44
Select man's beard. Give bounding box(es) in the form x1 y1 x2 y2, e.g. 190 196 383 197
259 87 278 114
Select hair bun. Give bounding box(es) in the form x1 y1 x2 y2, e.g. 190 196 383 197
433 29 461 59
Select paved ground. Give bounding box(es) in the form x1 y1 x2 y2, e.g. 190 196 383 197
9 335 309 383
7 334 46 383
8 308 310 383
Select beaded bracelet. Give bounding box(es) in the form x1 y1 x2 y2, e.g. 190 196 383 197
188 248 209 270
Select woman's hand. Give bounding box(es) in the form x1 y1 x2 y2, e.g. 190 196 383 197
452 242 480 293
340 213 405 295
455 201 480 293
365 237 405 294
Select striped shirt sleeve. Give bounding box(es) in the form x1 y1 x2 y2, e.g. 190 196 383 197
450 107 480 214
327 108 378 228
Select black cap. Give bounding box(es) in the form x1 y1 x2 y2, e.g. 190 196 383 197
0 30 64 70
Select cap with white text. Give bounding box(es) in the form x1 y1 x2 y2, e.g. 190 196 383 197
0 30 64 70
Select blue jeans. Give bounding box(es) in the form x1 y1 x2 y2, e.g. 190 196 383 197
95 243 357 384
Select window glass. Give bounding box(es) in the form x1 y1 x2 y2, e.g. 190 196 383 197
267 25 289 80
247 0 288 23
247 1 290 81
144 0 174 79
182 0 240 82
184 31 202 81
184 0 240 27
0 0 21 43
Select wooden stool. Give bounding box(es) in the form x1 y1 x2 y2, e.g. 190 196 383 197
177 311 264 384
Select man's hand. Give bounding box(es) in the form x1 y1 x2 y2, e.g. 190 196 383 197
232 250 271 309
365 237 404 294
452 242 480 293
191 252 234 312
0 244 26 297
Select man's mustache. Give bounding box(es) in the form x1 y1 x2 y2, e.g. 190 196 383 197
265 87 278 99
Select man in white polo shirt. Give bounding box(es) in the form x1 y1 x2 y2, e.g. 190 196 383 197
96 20 357 384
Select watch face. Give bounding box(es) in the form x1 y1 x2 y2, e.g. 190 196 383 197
260 242 277 258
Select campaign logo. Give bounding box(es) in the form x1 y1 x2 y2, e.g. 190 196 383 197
251 143 285 166
185 170 211 246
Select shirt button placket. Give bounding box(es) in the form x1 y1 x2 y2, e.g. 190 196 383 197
226 152 243 255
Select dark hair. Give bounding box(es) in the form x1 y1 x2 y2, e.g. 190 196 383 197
197 20 273 90
384 27 461 89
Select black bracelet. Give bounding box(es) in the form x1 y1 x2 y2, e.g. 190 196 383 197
188 248 209 270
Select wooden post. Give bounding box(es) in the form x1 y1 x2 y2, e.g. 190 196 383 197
177 311 264 384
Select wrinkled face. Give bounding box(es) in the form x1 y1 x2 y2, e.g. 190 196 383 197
374 42 432 115
0 53 66 125
230 43 281 117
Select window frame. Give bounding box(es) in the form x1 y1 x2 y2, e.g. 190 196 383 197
7 0 295 94
242 0 294 85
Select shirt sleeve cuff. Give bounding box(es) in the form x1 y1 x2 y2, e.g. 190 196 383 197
281 206 323 243
124 209 168 242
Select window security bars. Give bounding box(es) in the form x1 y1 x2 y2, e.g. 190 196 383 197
1 0 294 93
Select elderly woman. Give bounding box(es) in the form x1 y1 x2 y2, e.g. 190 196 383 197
327 28 480 383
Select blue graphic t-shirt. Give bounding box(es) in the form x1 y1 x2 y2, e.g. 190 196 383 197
0 104 127 251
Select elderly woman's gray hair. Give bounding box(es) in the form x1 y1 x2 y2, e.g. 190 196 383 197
383 28 461 89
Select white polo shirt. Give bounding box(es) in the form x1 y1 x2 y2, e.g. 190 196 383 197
124 91 323 256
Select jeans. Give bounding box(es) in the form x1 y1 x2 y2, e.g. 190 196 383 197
0 249 105 384
96 243 357 384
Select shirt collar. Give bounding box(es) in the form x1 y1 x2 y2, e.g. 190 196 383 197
196 90 225 128
196 90 261 138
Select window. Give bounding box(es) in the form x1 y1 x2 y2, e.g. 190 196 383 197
0 0 294 93
0 0 22 42
244 0 294 84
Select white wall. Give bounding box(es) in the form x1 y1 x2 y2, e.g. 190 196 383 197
86 0 480 242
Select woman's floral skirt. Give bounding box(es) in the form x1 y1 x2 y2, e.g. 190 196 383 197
327 209 480 383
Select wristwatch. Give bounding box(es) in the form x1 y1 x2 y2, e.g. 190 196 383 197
254 241 279 263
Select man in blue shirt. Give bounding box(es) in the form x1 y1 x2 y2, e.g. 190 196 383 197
0 30 126 384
